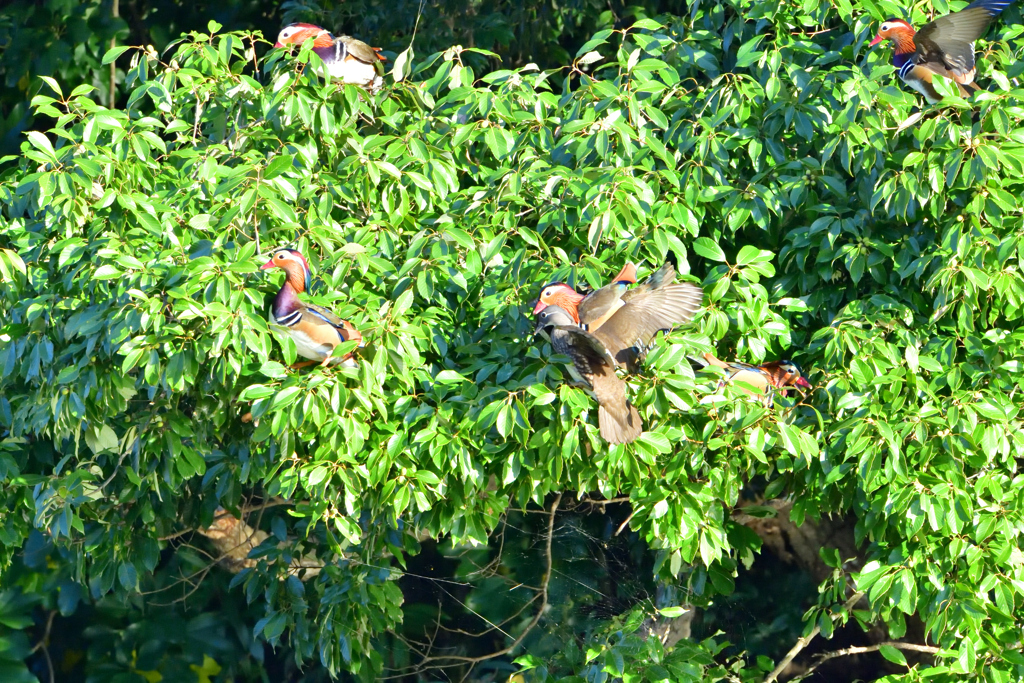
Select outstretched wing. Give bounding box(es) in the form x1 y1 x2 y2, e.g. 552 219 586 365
548 326 617 381
594 282 704 369
915 0 1010 80
548 326 641 444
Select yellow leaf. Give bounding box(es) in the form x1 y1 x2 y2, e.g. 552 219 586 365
190 654 223 683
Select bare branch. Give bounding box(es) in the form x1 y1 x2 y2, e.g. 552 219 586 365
30 609 57 683
802 641 940 679
614 509 636 536
577 495 630 507
399 492 562 676
109 0 119 109
764 591 865 683
437 593 541 639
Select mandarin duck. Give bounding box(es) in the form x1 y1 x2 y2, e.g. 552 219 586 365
697 352 810 406
276 23 386 91
535 305 642 444
534 262 638 331
261 249 363 367
534 263 704 443
535 261 703 372
869 0 1012 103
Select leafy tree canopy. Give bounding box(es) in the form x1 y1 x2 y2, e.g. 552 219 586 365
2 0 1024 680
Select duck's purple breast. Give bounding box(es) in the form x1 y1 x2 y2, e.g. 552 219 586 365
272 284 302 327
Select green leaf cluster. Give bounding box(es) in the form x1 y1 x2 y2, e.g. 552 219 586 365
1 2 1024 680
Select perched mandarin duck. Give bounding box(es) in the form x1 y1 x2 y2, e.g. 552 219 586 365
535 305 641 444
535 262 703 371
275 23 386 91
868 0 1011 103
260 249 363 367
698 352 810 406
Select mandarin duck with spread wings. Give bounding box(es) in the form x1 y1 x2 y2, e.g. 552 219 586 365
868 0 1012 103
534 262 704 443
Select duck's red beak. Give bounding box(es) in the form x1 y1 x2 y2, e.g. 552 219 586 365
868 35 884 47
532 300 549 315
260 258 276 270
795 376 811 389
275 41 285 48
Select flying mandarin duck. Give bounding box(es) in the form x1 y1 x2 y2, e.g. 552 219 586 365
534 261 703 371
868 0 1012 103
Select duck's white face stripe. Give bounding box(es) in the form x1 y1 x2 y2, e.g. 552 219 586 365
274 310 301 327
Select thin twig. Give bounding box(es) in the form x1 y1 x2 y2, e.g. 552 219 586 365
96 449 129 491
109 0 119 109
437 593 541 639
802 641 940 678
764 591 865 683
614 509 636 536
792 27 833 37
578 496 630 507
412 492 562 671
30 609 57 683
29 610 56 654
410 0 427 46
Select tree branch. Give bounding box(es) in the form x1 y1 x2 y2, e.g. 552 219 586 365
764 590 865 683
577 495 630 507
109 0 119 109
802 641 940 679
30 609 57 683
408 492 562 673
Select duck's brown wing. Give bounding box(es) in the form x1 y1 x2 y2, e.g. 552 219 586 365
549 326 642 444
594 282 704 370
340 36 385 65
304 302 362 344
577 262 638 330
915 0 1009 81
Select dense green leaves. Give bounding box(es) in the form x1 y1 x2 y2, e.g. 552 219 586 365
1 0 1024 680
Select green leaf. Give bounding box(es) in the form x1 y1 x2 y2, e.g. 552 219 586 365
118 562 138 590
263 154 294 180
393 46 415 82
879 645 908 666
85 425 119 455
735 36 765 68
637 432 671 454
435 370 467 384
102 45 133 65
25 131 57 163
692 237 726 262
484 127 513 160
